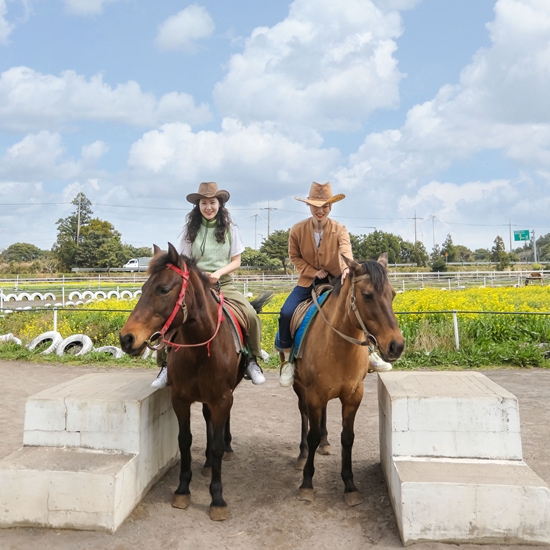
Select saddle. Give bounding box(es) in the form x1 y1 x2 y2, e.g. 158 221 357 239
210 289 249 355
290 284 333 337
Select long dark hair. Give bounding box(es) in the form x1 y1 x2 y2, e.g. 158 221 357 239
185 200 233 244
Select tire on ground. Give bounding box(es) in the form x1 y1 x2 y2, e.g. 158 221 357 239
56 334 93 357
68 291 82 300
27 331 63 354
94 345 124 359
120 290 133 299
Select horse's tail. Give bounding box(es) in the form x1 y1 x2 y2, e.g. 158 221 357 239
250 291 273 313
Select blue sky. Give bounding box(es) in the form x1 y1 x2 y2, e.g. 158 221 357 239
1 0 549 254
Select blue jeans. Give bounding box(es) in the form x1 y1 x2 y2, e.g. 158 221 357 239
277 280 327 349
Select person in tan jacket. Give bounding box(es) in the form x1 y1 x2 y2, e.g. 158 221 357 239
278 182 352 386
277 181 394 387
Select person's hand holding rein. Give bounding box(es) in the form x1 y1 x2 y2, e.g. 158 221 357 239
314 269 328 280
341 267 350 284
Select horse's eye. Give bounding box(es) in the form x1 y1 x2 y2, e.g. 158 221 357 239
361 292 373 301
160 285 171 295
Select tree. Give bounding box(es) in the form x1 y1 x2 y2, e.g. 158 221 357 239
350 231 402 264
241 247 281 268
454 245 474 263
491 235 511 271
53 192 93 269
441 234 457 262
260 229 290 273
474 248 491 261
74 219 123 268
2 242 46 262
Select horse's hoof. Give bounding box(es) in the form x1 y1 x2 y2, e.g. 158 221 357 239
172 493 191 509
317 444 331 455
209 506 229 521
344 491 363 507
297 488 314 502
223 451 234 461
295 457 306 470
201 466 212 478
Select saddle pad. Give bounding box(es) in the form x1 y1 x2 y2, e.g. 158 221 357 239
224 298 250 335
293 290 331 361
290 283 334 337
222 304 245 351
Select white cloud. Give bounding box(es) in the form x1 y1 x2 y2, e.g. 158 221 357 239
0 67 212 132
0 0 14 43
126 119 342 200
213 0 405 132
61 0 124 16
0 131 107 181
156 5 215 52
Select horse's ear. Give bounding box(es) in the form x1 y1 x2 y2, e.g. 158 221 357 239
377 252 389 270
153 244 162 257
167 242 180 265
341 255 362 273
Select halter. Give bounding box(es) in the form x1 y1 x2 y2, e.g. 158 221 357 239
311 272 378 348
145 262 225 356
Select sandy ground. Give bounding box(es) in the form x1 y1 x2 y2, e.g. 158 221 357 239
0 361 549 550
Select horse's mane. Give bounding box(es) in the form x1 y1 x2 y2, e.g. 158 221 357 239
332 260 388 296
148 252 211 288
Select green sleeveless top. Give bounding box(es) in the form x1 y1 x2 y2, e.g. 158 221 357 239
190 218 231 273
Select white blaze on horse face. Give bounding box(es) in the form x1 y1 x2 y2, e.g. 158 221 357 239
199 198 220 220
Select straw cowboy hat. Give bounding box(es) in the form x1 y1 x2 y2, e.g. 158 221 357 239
295 182 345 207
186 182 230 204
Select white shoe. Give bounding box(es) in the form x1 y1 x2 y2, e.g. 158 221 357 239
368 352 392 373
245 360 266 385
151 365 168 388
279 361 295 387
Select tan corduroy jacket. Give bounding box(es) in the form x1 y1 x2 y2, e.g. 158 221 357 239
289 217 353 287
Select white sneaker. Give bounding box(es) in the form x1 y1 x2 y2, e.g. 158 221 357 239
151 365 168 388
368 352 392 373
279 361 295 387
245 360 266 385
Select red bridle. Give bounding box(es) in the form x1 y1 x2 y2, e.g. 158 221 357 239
145 262 225 356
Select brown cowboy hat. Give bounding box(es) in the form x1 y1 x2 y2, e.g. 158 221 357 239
295 182 345 207
186 182 230 204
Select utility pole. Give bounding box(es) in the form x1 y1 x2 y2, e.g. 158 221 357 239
260 200 277 236
509 219 512 252
407 211 421 244
76 194 82 245
532 229 538 263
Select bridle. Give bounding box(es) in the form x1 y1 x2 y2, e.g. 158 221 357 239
311 273 379 348
145 262 225 356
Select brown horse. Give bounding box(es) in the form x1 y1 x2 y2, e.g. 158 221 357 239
119 243 269 521
292 253 404 505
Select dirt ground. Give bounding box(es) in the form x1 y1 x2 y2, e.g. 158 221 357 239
0 361 549 550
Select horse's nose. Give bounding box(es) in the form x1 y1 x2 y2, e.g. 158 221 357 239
119 332 135 353
388 338 405 360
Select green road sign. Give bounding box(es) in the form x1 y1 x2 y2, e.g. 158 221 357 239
514 230 530 241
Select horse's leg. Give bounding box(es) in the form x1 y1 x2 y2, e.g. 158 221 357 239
298 403 322 502
293 383 308 470
318 405 331 455
172 396 193 509
223 413 234 461
208 395 233 521
202 404 213 477
341 398 363 507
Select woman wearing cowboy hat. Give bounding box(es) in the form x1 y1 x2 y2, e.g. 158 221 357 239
151 182 265 388
277 182 391 387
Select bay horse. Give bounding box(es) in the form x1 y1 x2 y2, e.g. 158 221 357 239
119 243 270 521
292 253 404 505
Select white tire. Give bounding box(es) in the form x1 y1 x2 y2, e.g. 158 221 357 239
0 333 22 345
107 290 120 299
43 292 56 300
3 309 13 314
5 294 17 301
75 300 84 306
64 301 75 306
30 292 43 301
85 299 94 304
94 345 124 359
42 303 52 307
95 291 107 299
17 293 31 301
68 291 82 300
27 331 63 354
81 291 94 299
54 302 64 307
56 334 93 357
120 290 133 299
133 290 142 298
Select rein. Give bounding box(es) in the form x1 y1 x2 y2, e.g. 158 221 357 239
145 262 225 356
311 273 378 348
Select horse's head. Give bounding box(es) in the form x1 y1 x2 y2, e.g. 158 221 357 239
119 243 207 356
341 253 405 362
